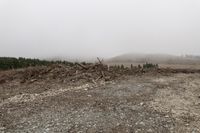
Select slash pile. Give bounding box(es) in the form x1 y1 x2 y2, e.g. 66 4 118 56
1 61 200 85
0 61 135 84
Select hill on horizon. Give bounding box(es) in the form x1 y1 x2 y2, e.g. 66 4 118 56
106 53 200 65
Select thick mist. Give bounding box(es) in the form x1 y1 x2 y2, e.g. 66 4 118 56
0 0 200 59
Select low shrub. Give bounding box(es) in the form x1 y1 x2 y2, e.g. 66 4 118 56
142 62 158 69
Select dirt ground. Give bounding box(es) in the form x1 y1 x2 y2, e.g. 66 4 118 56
0 69 200 132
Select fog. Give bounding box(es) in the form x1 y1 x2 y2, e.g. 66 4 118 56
0 0 200 59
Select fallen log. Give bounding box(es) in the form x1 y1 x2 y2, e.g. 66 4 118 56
76 63 88 70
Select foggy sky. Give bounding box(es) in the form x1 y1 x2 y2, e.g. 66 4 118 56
0 0 200 59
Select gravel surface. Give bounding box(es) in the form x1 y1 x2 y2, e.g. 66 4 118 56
0 73 200 133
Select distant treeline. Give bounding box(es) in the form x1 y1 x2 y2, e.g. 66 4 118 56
0 57 74 70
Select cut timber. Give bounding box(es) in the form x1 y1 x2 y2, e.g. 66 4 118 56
76 63 88 70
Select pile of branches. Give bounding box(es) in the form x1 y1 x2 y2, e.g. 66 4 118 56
17 58 135 84
1 58 200 85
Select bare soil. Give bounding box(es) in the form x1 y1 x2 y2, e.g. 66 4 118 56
0 65 200 133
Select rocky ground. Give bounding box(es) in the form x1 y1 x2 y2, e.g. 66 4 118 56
0 65 200 133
